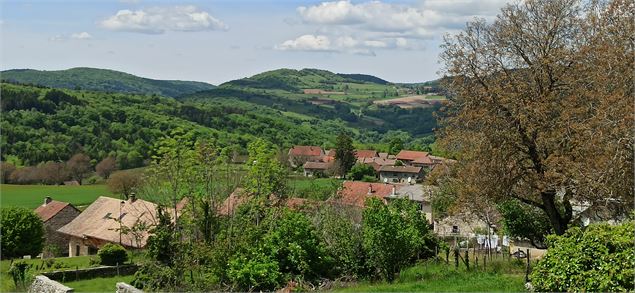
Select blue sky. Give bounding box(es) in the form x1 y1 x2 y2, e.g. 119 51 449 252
1 0 509 84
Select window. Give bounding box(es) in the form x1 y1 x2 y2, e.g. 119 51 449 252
75 245 80 256
452 225 460 234
103 212 112 219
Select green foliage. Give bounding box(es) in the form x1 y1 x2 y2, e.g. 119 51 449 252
227 252 282 291
348 163 377 181
1 207 44 258
362 198 436 281
498 199 551 248
1 67 216 97
97 243 128 266
335 133 356 177
244 138 288 198
531 221 635 292
8 261 31 291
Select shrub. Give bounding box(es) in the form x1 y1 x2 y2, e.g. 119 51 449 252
8 261 31 291
531 221 634 292
1 207 44 258
97 243 128 266
348 163 376 181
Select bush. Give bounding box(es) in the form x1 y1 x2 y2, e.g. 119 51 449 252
348 163 376 181
97 243 128 266
531 221 634 292
1 207 44 258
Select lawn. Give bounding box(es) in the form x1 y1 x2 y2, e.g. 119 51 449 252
1 256 97 292
64 275 134 292
0 184 115 209
335 259 526 292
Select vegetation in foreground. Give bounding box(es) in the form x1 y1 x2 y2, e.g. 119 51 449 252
63 275 134 293
336 260 525 292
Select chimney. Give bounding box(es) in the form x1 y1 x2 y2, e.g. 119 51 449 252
44 196 52 205
129 192 137 203
367 184 373 195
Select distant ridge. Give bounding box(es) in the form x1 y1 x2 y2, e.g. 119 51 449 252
1 67 216 97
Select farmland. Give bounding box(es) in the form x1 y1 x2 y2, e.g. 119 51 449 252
0 184 115 209
374 95 447 109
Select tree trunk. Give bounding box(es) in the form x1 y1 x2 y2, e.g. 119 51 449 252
540 191 570 235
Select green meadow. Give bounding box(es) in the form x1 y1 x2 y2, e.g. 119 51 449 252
0 184 115 209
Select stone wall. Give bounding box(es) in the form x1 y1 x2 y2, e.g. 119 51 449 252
45 206 80 257
116 282 144 293
43 264 138 282
29 275 73 293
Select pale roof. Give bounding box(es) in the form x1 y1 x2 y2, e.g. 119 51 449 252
58 196 162 248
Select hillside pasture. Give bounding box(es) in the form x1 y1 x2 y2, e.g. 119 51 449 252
0 184 115 209
374 95 447 109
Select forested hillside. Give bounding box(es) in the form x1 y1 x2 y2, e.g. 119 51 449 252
0 82 349 168
1 68 216 97
1 68 442 169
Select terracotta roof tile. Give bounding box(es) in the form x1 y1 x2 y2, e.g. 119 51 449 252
34 200 77 222
396 150 430 161
355 150 378 159
303 161 332 170
289 146 324 157
331 181 394 208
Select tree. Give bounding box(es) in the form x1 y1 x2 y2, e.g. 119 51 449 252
244 138 288 198
107 170 142 199
1 207 44 258
388 138 403 155
439 0 633 235
0 162 16 183
348 163 376 181
96 156 118 179
362 198 436 281
334 133 356 178
39 161 69 185
66 153 92 184
498 199 551 248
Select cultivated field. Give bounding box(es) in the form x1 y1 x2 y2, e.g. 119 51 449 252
0 184 115 209
374 95 447 109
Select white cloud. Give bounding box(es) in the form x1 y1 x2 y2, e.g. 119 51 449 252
100 5 227 34
276 34 331 51
71 32 93 40
297 0 508 38
49 35 64 42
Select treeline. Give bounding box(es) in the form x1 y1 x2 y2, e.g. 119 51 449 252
1 154 117 185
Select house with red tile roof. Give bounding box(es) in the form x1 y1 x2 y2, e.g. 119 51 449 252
355 150 378 159
218 188 319 215
395 150 435 168
34 197 80 257
288 146 325 167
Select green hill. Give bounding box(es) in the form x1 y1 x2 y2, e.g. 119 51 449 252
1 67 216 97
0 82 347 167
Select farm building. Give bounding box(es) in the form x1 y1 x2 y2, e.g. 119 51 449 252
395 150 435 168
288 145 325 167
58 195 187 256
303 161 332 177
378 165 423 183
34 197 81 257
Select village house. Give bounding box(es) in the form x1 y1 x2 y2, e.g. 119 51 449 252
288 145 325 167
329 181 434 222
396 150 436 169
358 157 397 172
58 195 187 256
378 165 423 183
355 150 378 159
302 161 332 177
34 197 81 257
219 188 317 216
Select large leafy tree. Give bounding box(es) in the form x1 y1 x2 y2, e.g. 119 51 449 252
1 207 45 258
439 0 633 234
244 138 288 198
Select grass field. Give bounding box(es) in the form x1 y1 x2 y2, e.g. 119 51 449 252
1 256 97 292
0 184 115 209
64 275 134 292
335 259 526 292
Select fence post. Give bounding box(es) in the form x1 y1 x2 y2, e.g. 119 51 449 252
116 262 120 276
454 247 459 269
464 250 470 270
525 249 531 282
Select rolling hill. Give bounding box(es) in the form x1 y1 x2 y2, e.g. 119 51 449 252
0 67 216 97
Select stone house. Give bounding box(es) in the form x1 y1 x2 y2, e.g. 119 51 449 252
34 197 81 257
395 150 435 169
58 195 187 256
302 161 332 177
378 165 423 183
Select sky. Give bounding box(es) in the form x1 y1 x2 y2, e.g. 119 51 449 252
0 0 510 85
